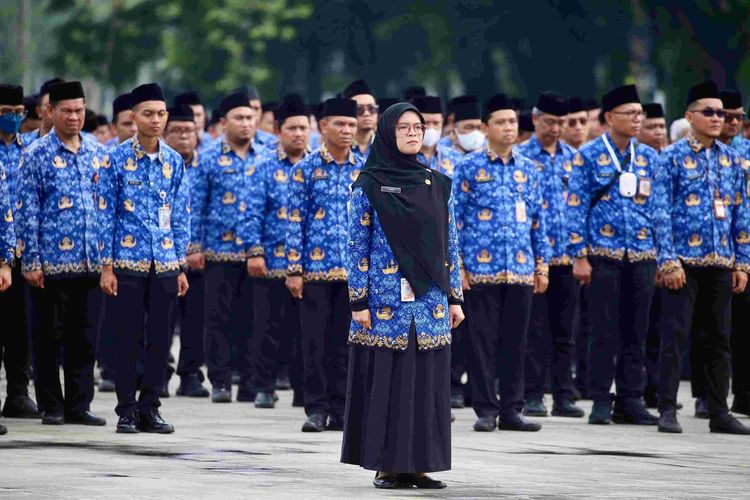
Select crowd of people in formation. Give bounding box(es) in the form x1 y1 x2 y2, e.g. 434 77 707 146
1 70 750 485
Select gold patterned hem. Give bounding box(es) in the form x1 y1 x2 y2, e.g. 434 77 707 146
21 261 43 273
204 250 246 263
42 261 101 275
348 286 368 301
588 246 656 262
549 256 572 267
187 243 202 255
247 245 265 258
735 263 750 273
113 259 181 274
259 269 286 280
348 328 452 351
680 253 735 269
467 271 534 286
304 268 348 282
659 259 682 274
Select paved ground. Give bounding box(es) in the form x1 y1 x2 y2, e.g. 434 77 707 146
1 369 749 499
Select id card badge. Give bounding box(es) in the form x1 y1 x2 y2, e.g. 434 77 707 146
158 205 172 230
619 172 637 198
400 278 415 302
515 198 527 223
713 198 727 220
637 177 651 197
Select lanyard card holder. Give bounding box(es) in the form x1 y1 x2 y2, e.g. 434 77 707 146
713 197 727 220
619 172 637 198
401 278 415 302
515 198 527 223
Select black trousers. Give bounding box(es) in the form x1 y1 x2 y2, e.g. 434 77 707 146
450 321 468 398
575 285 593 394
252 278 297 393
588 257 656 405
0 265 32 400
111 269 177 417
644 287 662 399
299 281 350 419
176 269 205 377
525 265 579 403
97 299 118 381
731 291 750 399
30 276 102 415
466 284 533 419
658 267 732 417
204 262 253 390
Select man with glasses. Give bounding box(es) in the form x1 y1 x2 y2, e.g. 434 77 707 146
562 97 590 150
516 92 584 419
653 80 750 435
284 97 362 432
342 79 378 162
0 84 39 421
568 84 660 426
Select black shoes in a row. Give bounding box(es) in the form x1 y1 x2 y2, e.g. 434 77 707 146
373 472 447 489
301 413 343 432
473 413 542 432
116 410 174 434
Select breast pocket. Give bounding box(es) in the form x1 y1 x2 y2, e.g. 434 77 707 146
473 178 500 207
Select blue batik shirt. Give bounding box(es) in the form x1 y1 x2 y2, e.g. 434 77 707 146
285 144 363 281
247 146 310 279
0 133 27 205
351 133 375 163
346 187 463 351
98 136 190 277
0 165 15 266
190 139 261 263
515 135 578 266
416 145 463 178
16 129 106 276
255 129 278 151
566 132 660 262
453 147 551 286
653 135 750 273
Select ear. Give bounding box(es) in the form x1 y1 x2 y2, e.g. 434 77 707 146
684 110 693 125
604 111 614 127
480 122 489 135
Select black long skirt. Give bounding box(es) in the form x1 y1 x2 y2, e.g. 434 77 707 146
340 324 452 473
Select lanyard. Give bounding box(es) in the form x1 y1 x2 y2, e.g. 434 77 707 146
602 134 635 173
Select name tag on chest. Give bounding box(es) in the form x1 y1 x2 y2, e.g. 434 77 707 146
515 199 527 223
713 198 726 220
158 206 172 230
401 278 415 302
381 186 401 194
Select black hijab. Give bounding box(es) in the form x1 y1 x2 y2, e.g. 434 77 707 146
352 102 452 298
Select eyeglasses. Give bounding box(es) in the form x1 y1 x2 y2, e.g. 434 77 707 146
396 123 426 135
610 110 646 120
690 108 726 118
724 112 745 123
541 117 565 127
567 117 588 127
356 105 379 116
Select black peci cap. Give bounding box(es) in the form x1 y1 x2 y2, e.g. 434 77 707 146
601 85 640 113
567 96 586 114
131 83 165 106
411 95 442 115
112 93 133 118
453 96 480 122
686 80 720 107
642 103 665 119
720 90 742 109
322 97 357 118
275 94 308 125
49 81 85 102
219 92 252 117
0 84 23 106
482 94 514 122
342 79 373 99
167 104 195 123
174 91 202 107
536 91 568 116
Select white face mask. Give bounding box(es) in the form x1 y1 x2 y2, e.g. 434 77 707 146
456 130 485 151
421 127 441 148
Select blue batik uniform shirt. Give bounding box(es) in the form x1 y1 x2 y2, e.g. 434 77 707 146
0 133 27 205
416 145 463 178
98 136 190 277
653 135 750 274
566 132 661 262
0 164 15 266
16 129 107 276
453 146 551 285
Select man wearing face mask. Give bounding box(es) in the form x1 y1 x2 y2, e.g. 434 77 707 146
562 97 590 150
342 79 378 163
516 92 584 419
411 96 462 178
0 84 39 420
568 85 661 427
450 97 486 155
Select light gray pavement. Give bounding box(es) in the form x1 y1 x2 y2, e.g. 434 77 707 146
1 366 749 499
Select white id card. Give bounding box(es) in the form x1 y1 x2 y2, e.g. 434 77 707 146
400 278 415 302
638 177 651 197
158 206 171 230
515 199 527 223
713 198 726 220
619 172 637 198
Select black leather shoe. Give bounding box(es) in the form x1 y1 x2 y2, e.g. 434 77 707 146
292 390 304 407
401 473 447 489
176 374 210 398
473 416 496 432
552 401 585 418
301 414 326 432
2 395 41 419
138 410 174 434
42 413 64 425
450 392 465 409
64 411 106 426
116 413 140 434
613 403 658 425
658 410 682 434
0 423 6 435
498 413 541 431
731 395 750 417
211 387 232 403
710 414 750 435
373 473 405 489
327 416 344 431
254 392 275 409
694 397 709 419
588 402 612 425
98 378 116 392
523 398 548 417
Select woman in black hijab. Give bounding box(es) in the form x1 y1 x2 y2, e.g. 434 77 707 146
340 102 465 489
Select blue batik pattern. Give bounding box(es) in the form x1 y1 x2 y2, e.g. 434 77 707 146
0 165 14 266
416 145 463 178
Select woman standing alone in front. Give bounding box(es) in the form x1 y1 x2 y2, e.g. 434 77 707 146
341 102 465 489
